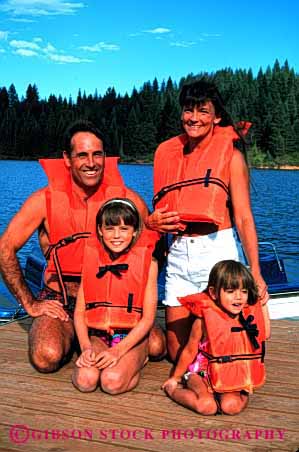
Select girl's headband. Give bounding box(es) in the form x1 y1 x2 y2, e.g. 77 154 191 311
101 198 138 213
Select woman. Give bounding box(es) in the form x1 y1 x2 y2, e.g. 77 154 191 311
147 80 268 362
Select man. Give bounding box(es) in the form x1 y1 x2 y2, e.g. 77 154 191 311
0 120 165 373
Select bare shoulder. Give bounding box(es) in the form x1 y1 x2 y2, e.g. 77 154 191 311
230 149 249 184
18 187 47 219
1 187 48 248
231 148 248 169
125 187 149 218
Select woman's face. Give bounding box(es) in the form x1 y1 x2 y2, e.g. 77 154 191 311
181 100 221 141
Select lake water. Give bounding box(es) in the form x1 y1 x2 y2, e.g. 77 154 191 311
0 161 298 282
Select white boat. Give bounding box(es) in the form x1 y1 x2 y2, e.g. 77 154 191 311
258 242 299 319
0 242 298 322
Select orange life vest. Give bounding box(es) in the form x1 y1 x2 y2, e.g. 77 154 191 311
40 158 126 277
153 124 249 225
179 291 266 394
83 229 159 331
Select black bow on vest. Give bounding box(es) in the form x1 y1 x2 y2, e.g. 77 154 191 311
96 263 129 278
231 312 260 350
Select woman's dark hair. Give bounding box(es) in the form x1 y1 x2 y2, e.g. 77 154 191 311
63 119 105 156
96 198 142 247
208 260 259 306
179 80 232 126
179 80 247 152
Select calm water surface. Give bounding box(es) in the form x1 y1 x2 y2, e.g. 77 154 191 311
0 161 298 282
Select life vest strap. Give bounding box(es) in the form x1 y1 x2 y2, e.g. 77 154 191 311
231 312 260 350
200 349 264 364
85 301 143 314
46 232 91 306
152 171 229 208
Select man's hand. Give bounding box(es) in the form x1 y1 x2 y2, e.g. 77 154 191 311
147 205 186 233
27 299 69 321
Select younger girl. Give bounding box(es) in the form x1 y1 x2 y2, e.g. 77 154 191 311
162 260 270 415
72 198 159 395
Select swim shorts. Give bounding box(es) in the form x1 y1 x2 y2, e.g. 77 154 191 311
163 228 246 307
88 328 130 348
38 286 76 315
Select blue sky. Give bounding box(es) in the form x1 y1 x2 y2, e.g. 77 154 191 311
0 0 298 100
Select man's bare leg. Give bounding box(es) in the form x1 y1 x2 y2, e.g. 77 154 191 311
29 316 74 373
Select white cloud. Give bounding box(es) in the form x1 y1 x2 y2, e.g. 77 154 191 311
0 0 86 17
0 31 9 40
144 27 171 34
43 42 56 53
10 17 36 22
201 33 221 38
129 32 142 38
47 53 92 63
10 39 40 50
0 48 6 53
8 36 92 63
170 41 196 48
79 42 120 52
14 48 38 56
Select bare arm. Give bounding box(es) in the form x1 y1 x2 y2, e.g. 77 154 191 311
162 317 203 388
0 189 67 320
74 283 97 367
262 303 271 340
74 282 91 352
145 205 185 233
230 150 268 304
95 258 159 368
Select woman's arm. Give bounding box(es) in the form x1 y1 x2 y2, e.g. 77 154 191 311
230 150 268 304
262 303 271 340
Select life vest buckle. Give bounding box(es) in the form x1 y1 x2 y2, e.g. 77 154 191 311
60 235 76 245
217 355 232 363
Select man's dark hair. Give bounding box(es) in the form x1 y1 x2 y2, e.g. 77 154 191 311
63 119 105 156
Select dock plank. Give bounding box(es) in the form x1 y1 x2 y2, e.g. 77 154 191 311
0 318 298 452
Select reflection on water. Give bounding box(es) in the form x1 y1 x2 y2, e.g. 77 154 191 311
0 161 298 281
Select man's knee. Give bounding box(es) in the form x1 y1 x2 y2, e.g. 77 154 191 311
72 367 99 393
29 342 64 373
29 317 73 373
148 325 167 360
100 369 126 395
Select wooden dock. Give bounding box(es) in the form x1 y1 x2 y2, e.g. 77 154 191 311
0 316 298 452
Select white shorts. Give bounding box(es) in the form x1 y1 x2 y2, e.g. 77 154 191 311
162 228 246 307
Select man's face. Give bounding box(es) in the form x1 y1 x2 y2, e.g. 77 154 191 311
63 132 105 191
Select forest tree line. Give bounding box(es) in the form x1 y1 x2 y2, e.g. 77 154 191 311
0 59 299 166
